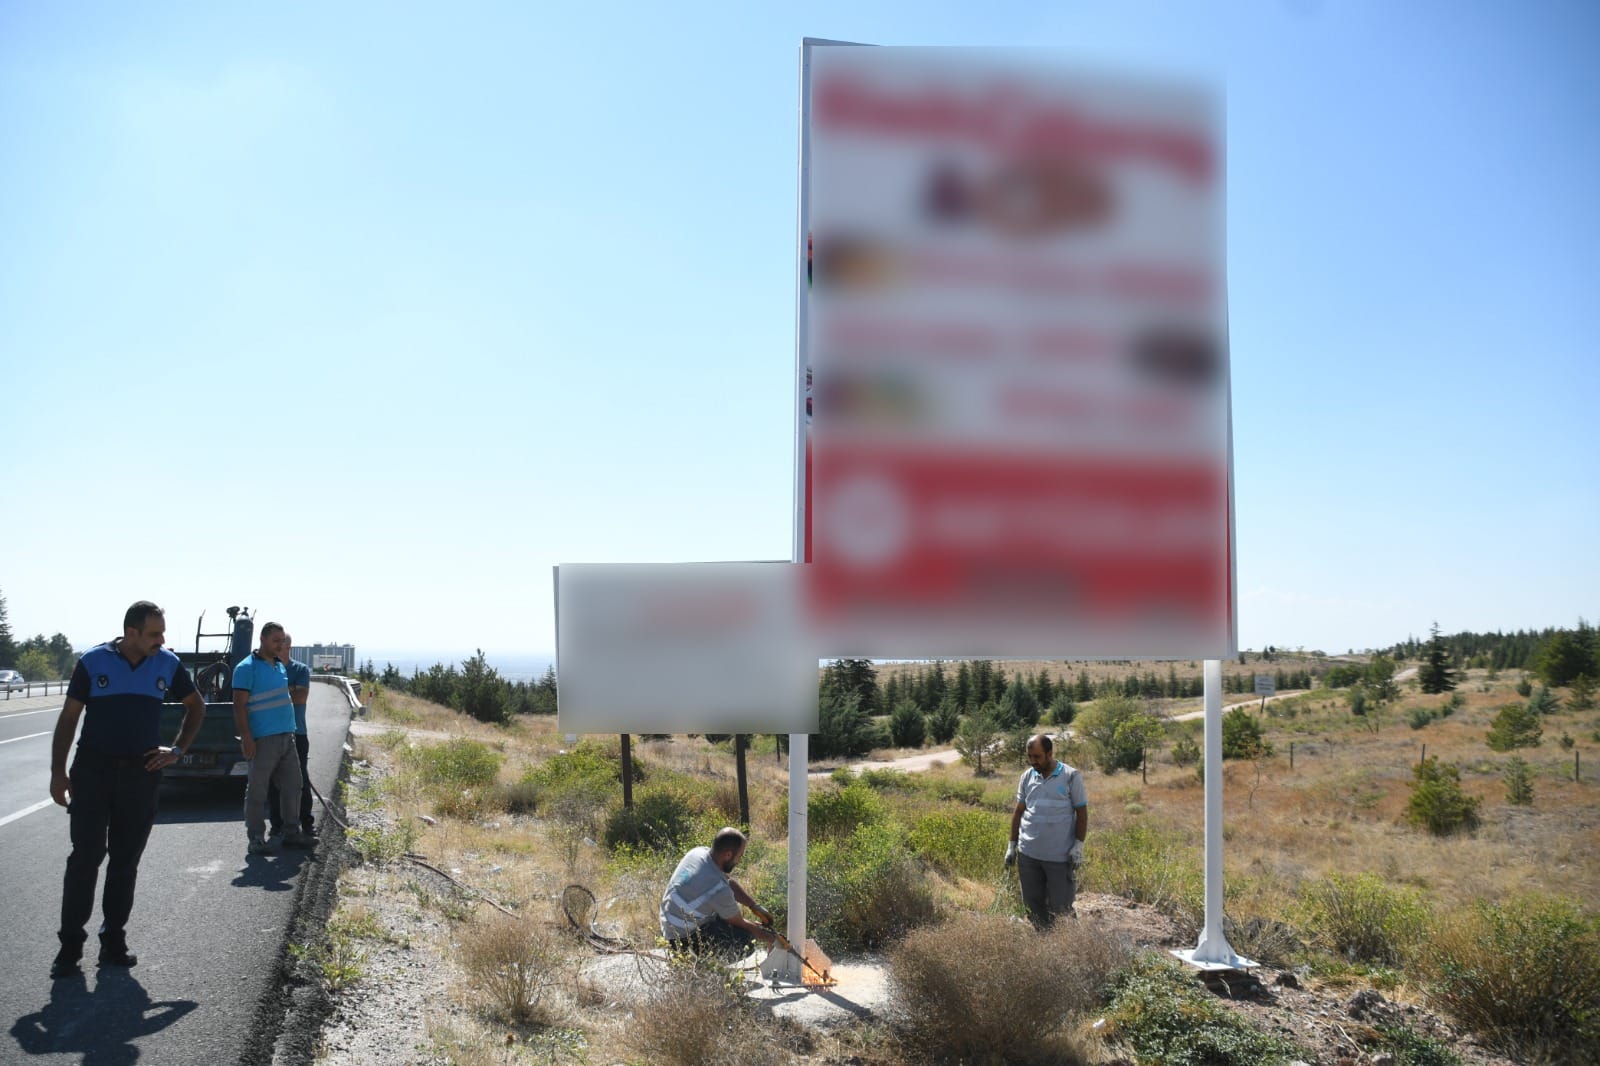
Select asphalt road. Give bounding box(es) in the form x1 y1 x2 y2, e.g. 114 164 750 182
0 683 352 1064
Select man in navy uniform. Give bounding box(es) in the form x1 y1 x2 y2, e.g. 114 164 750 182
267 629 315 838
48 601 206 979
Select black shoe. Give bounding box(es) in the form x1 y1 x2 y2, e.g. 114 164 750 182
49 950 82 980
98 947 138 968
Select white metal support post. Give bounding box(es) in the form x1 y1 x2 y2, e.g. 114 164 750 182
1173 658 1255 971
768 731 808 983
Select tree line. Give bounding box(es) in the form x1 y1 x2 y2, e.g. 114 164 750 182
0 590 78 680
1385 621 1598 680
357 653 558 724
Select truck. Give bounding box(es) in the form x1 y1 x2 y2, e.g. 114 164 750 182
158 606 256 780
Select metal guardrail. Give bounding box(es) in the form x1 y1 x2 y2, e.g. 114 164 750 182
2 679 69 700
310 673 366 717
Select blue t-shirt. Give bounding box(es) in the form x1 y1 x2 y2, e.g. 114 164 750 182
232 653 296 738
284 658 311 735
68 641 197 756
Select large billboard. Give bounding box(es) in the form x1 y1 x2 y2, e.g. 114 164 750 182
801 44 1234 659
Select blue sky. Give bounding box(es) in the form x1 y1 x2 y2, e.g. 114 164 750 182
2 1 1595 664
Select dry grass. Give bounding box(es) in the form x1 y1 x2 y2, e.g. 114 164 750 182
337 663 1599 1062
455 913 568 1025
888 912 1131 1064
622 957 797 1066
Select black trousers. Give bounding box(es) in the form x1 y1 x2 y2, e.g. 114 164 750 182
267 733 314 834
59 750 162 948
667 916 755 960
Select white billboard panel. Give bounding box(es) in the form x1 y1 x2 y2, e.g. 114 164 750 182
554 563 819 735
800 44 1235 660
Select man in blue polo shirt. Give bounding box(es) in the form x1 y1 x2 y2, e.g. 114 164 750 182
233 622 311 855
267 630 315 838
48 600 207 979
1005 732 1089 928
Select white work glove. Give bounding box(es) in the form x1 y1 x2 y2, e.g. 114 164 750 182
1068 840 1084 864
1004 841 1017 868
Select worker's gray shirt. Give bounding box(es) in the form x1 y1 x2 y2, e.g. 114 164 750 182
659 846 739 939
1015 761 1087 861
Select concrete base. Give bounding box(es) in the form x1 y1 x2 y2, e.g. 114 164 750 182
1170 947 1259 972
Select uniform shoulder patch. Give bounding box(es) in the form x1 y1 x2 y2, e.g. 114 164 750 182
96 674 109 689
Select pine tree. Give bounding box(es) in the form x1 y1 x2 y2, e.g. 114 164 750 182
823 659 879 716
1569 674 1597 712
925 660 947 710
1536 621 1597 687
1367 654 1401 704
888 700 927 748
0 588 16 668
1486 702 1543 752
1418 622 1460 694
953 662 972 714
1035 670 1055 709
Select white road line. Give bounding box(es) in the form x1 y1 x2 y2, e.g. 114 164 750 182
0 708 56 719
0 731 51 745
0 798 54 828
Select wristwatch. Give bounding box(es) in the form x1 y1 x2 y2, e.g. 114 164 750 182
170 746 185 760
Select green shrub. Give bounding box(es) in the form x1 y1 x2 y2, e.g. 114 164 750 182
907 809 1008 880
1074 695 1163 774
1406 756 1480 835
521 740 635 825
1046 697 1077 726
1503 756 1534 806
1104 954 1305 1065
349 819 418 865
1293 873 1430 966
403 737 503 789
1426 895 1600 1062
929 778 985 805
806 823 937 951
1221 707 1269 759
1527 683 1561 714
601 787 696 853
888 700 926 748
858 767 919 792
1486 702 1543 752
927 699 961 744
808 783 886 843
1087 823 1202 927
1375 1022 1461 1066
1408 706 1438 730
1170 733 1200 767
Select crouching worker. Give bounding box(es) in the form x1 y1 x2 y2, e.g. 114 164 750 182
659 827 777 960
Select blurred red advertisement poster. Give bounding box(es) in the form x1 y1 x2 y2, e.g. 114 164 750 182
800 43 1234 659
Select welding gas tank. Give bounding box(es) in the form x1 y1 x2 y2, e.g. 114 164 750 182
230 610 255 667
